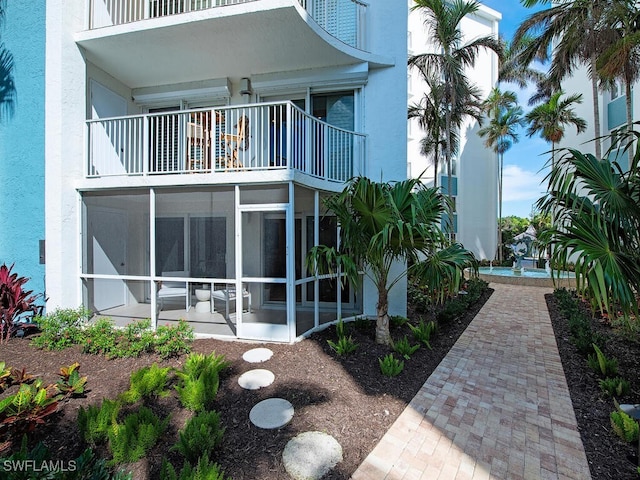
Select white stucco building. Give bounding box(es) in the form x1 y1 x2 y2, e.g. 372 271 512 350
560 70 637 171
45 0 408 342
408 1 501 260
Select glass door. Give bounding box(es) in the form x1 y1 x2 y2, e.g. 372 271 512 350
238 206 292 342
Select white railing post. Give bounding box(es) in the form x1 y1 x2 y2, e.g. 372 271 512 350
142 114 149 175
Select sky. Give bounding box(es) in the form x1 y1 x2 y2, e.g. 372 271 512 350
478 0 549 219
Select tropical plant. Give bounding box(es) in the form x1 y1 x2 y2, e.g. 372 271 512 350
107 406 169 465
119 363 172 404
537 127 640 322
160 453 227 480
31 307 90 351
379 354 404 377
408 320 437 349
175 352 228 412
599 377 630 397
172 410 224 464
587 344 618 377
525 90 587 169
0 263 40 343
392 336 420 360
409 0 502 217
0 0 16 122
306 176 476 345
514 0 610 158
479 88 524 260
77 398 121 445
611 405 639 443
327 335 359 356
497 37 547 102
56 362 87 397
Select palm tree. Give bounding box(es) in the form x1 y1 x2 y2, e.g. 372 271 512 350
597 0 640 158
478 88 524 261
306 177 477 345
408 73 447 188
409 0 502 226
536 128 640 321
0 0 15 122
514 0 610 158
525 90 587 168
498 37 547 104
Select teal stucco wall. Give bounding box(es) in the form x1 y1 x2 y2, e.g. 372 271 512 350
0 0 46 298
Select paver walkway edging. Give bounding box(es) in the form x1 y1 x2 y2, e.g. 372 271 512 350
352 283 591 480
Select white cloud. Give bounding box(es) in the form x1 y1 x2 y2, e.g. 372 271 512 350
502 164 547 202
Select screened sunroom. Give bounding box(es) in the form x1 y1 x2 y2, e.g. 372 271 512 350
80 182 362 342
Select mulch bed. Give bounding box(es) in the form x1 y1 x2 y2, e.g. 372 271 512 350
3 288 639 479
546 293 640 480
0 288 491 480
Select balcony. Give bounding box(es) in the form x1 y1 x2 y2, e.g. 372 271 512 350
87 101 366 183
88 0 367 50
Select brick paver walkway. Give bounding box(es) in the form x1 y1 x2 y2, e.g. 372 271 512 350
352 283 591 480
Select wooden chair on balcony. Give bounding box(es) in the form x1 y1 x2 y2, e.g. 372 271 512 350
187 113 211 171
218 115 249 169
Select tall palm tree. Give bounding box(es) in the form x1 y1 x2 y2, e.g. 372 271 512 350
478 88 524 261
525 90 587 168
514 0 609 158
498 37 547 104
409 0 502 228
409 74 447 188
597 0 640 158
306 177 477 345
0 0 15 122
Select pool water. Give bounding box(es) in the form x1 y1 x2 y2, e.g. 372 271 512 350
478 267 575 279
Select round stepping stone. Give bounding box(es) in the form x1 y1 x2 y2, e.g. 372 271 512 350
249 398 294 429
238 369 275 390
242 347 273 363
282 431 343 480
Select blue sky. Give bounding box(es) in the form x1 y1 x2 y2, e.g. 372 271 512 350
479 0 549 219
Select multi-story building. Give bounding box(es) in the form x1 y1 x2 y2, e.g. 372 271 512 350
0 1 46 295
42 0 408 342
407 1 501 260
560 70 638 171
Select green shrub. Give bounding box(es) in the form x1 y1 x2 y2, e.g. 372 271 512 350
392 335 420 360
587 344 618 377
327 335 359 355
111 319 156 358
172 410 224 464
77 398 121 445
175 352 228 412
408 320 437 349
31 307 90 350
599 377 630 397
161 454 227 480
82 318 118 356
119 364 172 404
108 406 168 465
379 354 404 377
390 315 408 328
353 316 373 330
436 299 467 323
611 408 639 443
2 436 132 480
154 320 194 359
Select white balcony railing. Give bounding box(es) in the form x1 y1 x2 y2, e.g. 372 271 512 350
87 102 366 183
88 0 367 49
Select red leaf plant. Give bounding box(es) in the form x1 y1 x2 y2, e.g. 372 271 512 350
0 264 39 344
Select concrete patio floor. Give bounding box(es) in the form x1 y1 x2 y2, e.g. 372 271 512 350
351 283 591 480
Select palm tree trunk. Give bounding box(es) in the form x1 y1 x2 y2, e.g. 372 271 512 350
445 88 454 236
625 72 635 160
433 147 439 188
375 285 391 345
498 152 503 261
590 52 602 159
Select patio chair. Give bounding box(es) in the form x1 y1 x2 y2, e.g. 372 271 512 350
219 115 249 168
157 270 189 312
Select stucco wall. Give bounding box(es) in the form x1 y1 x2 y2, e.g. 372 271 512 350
0 0 46 296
